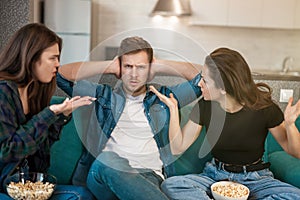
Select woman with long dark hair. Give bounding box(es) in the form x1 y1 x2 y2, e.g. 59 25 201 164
0 23 95 199
151 47 300 199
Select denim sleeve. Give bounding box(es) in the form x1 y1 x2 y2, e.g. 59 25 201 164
56 72 74 97
168 73 202 108
56 72 99 98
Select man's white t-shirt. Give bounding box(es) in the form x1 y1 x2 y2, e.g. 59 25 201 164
103 93 164 178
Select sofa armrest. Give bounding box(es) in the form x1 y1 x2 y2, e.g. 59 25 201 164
268 151 300 188
264 117 300 188
264 116 300 160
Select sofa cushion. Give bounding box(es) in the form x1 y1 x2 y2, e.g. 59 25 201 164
173 129 212 175
269 151 300 188
264 116 300 161
47 96 83 184
173 104 212 175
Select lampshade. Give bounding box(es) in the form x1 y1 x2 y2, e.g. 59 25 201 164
150 0 191 16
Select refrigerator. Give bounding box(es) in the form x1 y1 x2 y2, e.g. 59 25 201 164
44 0 91 65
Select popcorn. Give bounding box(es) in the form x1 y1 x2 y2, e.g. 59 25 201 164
211 182 249 198
7 180 55 200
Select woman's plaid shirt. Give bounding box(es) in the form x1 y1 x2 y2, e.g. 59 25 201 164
0 80 68 172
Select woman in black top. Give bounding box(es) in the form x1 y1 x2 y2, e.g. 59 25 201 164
150 47 300 199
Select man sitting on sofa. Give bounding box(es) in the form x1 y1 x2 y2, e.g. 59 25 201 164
56 36 202 199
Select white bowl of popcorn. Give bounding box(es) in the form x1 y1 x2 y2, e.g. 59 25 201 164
5 172 56 200
211 181 249 200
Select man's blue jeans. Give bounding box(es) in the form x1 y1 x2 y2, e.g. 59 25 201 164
51 185 95 200
0 185 94 200
161 159 300 200
87 151 169 200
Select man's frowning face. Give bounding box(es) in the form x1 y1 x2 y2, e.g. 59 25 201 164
121 51 151 97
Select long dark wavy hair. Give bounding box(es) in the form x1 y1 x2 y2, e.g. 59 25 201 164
0 23 62 116
205 47 274 110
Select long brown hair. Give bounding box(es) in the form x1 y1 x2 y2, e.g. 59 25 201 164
0 23 62 116
205 47 273 110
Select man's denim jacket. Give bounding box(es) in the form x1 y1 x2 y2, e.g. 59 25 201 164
56 72 202 186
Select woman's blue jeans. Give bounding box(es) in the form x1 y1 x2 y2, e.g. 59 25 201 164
161 159 300 200
1 185 95 200
87 151 169 200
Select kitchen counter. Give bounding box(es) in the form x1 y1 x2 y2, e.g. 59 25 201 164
252 71 300 81
253 74 300 111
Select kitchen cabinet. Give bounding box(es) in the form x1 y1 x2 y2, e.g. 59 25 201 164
227 0 262 27
190 0 299 29
294 0 300 28
190 0 228 26
261 0 296 29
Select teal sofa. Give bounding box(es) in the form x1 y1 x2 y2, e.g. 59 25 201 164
47 96 300 189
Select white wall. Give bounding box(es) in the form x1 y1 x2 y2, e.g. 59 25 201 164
90 0 300 72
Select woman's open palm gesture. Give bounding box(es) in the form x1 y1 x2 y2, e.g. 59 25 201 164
149 86 178 110
284 97 300 125
50 96 96 116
